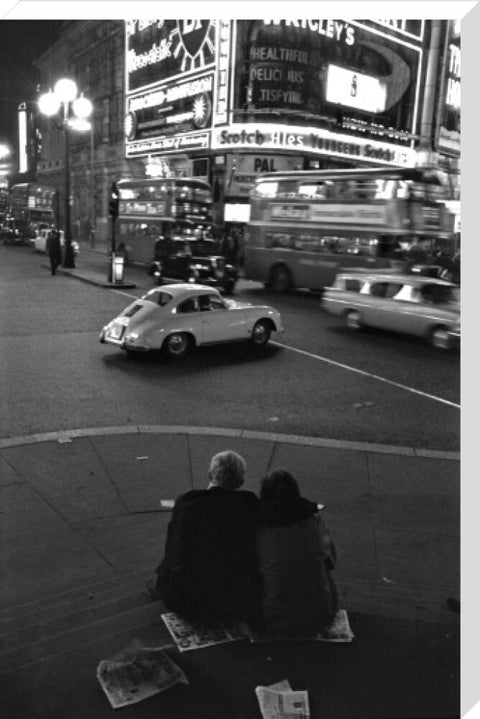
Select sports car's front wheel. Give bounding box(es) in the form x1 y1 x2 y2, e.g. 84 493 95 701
250 320 271 347
164 332 190 359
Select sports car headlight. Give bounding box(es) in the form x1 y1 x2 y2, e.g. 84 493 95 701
125 332 140 341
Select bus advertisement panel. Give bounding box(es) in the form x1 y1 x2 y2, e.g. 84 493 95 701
244 168 454 292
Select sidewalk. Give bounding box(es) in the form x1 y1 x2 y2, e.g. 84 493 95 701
51 239 139 289
0 426 460 719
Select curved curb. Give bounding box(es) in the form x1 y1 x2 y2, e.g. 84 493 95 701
41 263 137 289
0 425 460 461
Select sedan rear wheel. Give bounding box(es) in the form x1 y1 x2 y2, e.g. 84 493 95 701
250 320 271 347
430 326 452 350
345 310 362 330
270 265 292 293
164 332 190 359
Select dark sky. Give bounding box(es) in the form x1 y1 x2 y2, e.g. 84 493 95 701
0 20 64 147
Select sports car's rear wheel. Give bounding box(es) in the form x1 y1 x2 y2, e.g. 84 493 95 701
250 320 271 347
164 332 190 359
223 280 235 294
345 310 362 330
125 348 139 359
430 326 452 350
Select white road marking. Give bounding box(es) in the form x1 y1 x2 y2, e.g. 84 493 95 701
273 341 460 409
113 290 138 300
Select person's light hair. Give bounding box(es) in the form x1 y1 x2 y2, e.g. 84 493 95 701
208 450 246 490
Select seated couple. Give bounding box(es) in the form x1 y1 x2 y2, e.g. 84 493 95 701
152 450 338 638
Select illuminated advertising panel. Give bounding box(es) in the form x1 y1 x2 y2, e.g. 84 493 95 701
211 123 416 167
125 20 216 158
233 19 422 145
125 74 213 145
126 20 216 91
372 20 424 40
18 103 28 174
436 21 460 156
225 153 298 196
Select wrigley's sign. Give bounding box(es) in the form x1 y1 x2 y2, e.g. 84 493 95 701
212 123 416 167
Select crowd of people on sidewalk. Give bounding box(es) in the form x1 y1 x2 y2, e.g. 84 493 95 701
149 450 339 637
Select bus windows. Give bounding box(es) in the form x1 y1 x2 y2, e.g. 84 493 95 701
266 232 293 249
294 234 321 251
297 181 334 200
253 181 277 198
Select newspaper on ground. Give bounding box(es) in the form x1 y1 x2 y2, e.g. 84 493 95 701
248 609 354 643
255 679 310 719
161 611 250 652
96 641 188 709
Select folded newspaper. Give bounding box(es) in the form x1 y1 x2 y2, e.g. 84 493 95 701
248 609 354 643
96 642 188 709
255 679 310 719
161 611 249 652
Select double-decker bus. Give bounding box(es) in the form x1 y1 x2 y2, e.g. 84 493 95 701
116 177 215 264
9 183 56 231
0 186 9 223
244 167 455 292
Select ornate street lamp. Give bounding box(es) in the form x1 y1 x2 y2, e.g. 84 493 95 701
38 79 92 268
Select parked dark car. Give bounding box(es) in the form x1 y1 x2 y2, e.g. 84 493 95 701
1 218 35 245
409 255 460 286
148 237 238 294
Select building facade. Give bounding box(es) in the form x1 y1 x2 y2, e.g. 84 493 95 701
34 20 143 244
31 18 460 248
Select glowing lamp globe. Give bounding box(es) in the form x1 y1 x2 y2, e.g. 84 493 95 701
38 90 60 116
73 94 93 119
54 78 78 104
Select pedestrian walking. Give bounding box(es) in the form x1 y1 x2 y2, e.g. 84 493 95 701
72 218 80 242
46 230 62 275
83 217 92 245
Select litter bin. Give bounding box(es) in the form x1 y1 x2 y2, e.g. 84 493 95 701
110 253 124 283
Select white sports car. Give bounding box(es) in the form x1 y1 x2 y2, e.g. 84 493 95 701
100 283 283 358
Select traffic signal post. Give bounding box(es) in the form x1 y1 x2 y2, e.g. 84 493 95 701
108 182 124 283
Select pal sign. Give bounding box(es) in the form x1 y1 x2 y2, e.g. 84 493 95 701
225 154 297 196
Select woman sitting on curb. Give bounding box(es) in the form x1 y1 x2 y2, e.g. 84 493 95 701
256 468 339 637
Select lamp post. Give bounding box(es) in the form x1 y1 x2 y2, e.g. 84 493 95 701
90 120 96 247
38 78 92 268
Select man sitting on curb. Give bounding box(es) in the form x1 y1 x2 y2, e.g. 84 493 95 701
149 450 260 624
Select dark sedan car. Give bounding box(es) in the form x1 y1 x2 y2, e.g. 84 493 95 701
149 237 238 294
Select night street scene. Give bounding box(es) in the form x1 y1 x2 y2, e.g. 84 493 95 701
0 13 469 719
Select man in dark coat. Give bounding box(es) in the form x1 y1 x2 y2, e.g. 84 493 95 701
155 451 260 623
46 230 62 275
